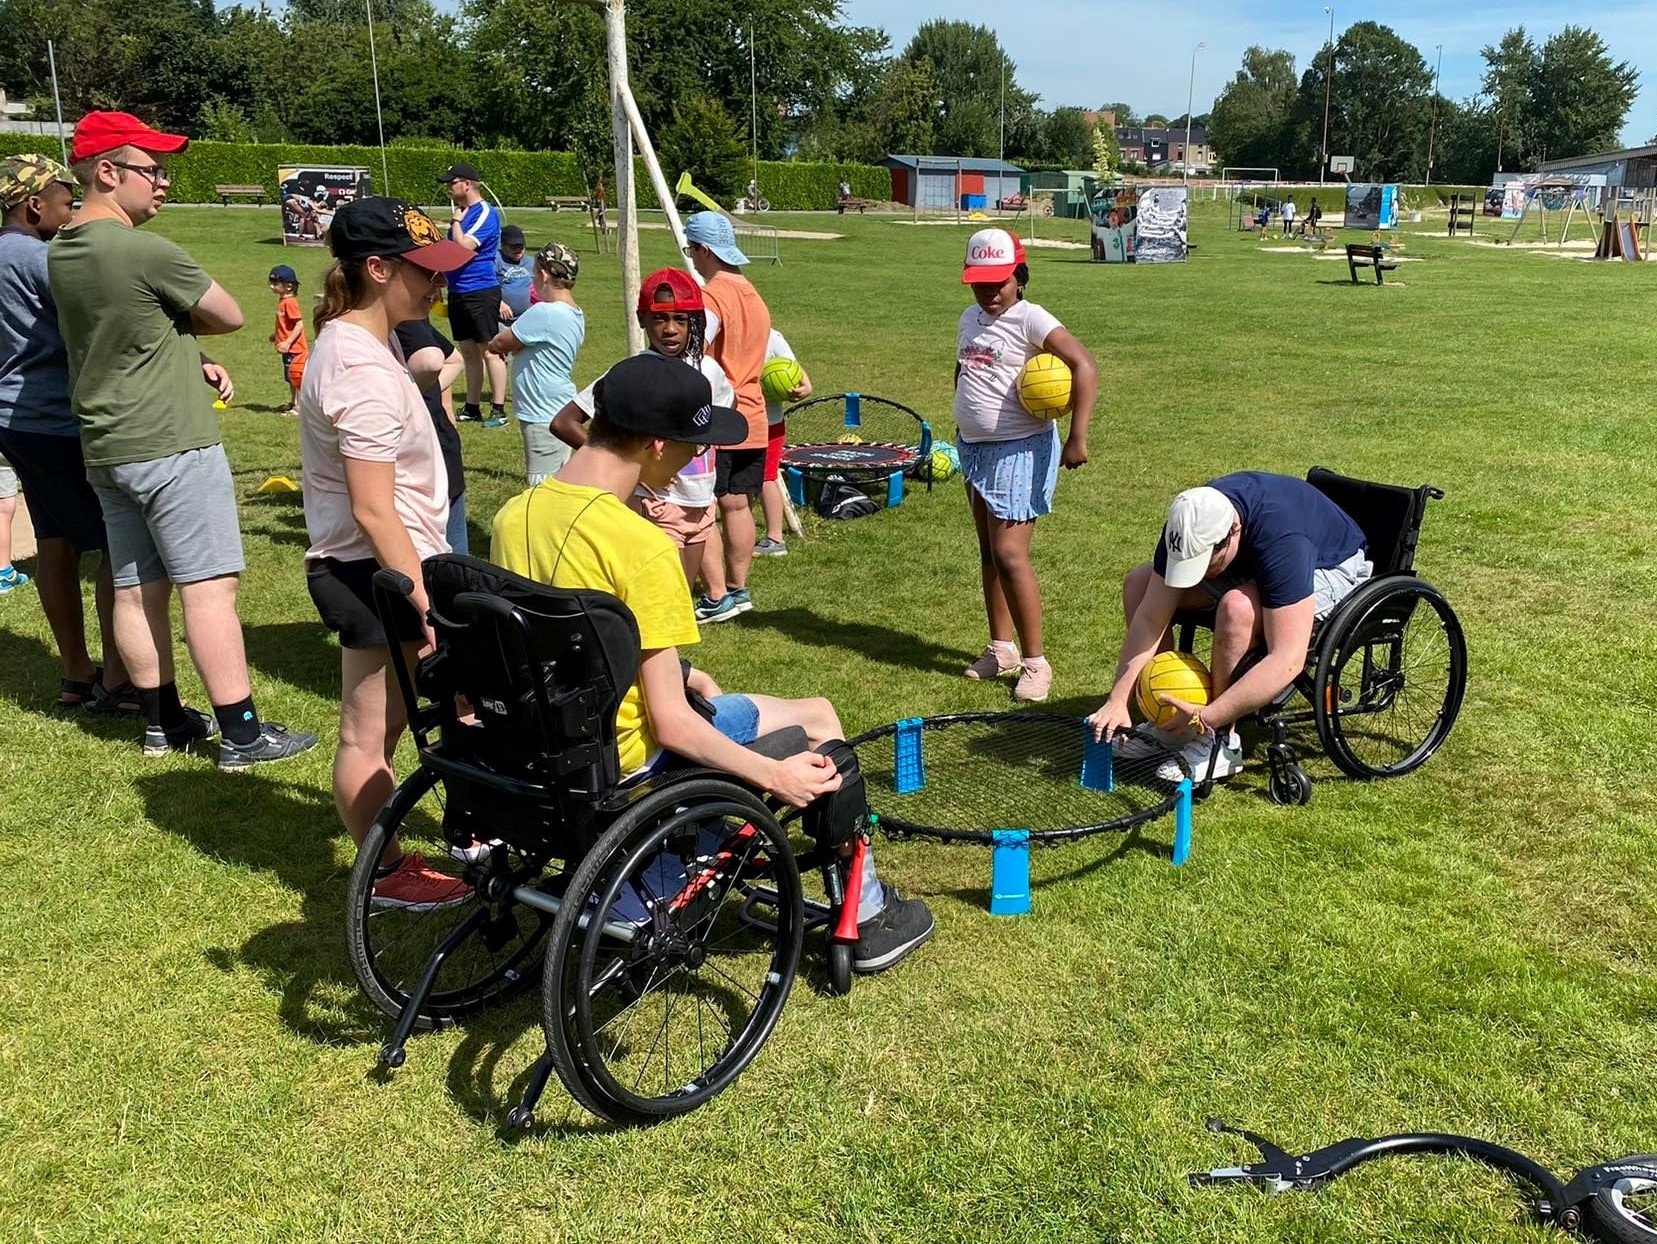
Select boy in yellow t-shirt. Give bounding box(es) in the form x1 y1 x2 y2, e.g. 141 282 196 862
491 353 934 974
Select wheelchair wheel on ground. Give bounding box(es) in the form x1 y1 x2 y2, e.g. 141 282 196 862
827 941 854 996
1586 1170 1657 1243
346 767 553 1029
542 778 805 1125
1312 577 1467 781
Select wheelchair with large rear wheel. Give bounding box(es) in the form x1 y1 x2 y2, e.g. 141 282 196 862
344 555 867 1128
1173 467 1468 805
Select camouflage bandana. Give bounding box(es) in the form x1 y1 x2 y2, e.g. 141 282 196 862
0 153 73 209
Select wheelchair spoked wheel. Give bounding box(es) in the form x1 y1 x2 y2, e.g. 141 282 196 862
1313 578 1467 780
542 779 805 1125
346 767 553 1030
1587 1171 1657 1243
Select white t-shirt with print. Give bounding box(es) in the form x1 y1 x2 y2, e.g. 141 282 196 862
763 329 796 425
953 299 1063 443
572 351 732 507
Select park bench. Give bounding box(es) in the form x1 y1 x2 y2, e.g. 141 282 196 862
544 195 591 212
1346 242 1399 285
215 184 267 206
997 194 1028 212
836 195 869 214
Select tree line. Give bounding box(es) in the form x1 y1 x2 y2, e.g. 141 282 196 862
0 2 1101 196
1207 22 1641 184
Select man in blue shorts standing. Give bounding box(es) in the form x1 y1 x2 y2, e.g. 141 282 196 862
1088 471 1371 781
438 162 507 425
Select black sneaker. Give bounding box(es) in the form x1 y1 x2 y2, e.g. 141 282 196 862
853 888 934 974
141 707 220 757
456 404 483 423
218 723 319 772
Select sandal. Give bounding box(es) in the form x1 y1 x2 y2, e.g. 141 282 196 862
88 678 143 716
55 667 101 710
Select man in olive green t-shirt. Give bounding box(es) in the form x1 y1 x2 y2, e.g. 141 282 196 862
50 111 316 771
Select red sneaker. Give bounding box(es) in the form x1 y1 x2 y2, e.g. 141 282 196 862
371 853 472 911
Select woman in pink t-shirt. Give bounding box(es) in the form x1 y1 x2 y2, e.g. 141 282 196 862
953 228 1097 704
296 197 473 911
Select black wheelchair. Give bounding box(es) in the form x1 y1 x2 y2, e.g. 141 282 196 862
343 555 868 1128
1174 467 1468 805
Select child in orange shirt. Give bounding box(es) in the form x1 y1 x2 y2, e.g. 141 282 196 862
268 264 308 416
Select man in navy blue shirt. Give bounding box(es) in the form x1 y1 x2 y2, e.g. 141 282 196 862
438 162 506 424
1089 471 1371 781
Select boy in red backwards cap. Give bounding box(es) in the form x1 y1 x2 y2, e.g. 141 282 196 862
49 111 318 770
550 266 736 592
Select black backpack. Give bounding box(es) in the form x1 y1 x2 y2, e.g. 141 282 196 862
815 475 878 521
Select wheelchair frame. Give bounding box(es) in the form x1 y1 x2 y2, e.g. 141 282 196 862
1174 468 1468 805
345 555 862 1128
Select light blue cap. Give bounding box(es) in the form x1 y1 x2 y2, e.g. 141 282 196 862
684 211 749 267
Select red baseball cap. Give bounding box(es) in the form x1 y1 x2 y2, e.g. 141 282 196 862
71 111 189 164
961 227 1027 284
637 266 704 313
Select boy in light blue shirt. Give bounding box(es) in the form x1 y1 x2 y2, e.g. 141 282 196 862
488 243 584 485
496 224 533 319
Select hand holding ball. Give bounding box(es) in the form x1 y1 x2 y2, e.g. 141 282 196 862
1017 353 1073 420
1134 651 1213 732
762 356 805 404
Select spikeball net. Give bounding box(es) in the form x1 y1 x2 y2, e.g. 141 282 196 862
780 393 932 503
847 713 1194 847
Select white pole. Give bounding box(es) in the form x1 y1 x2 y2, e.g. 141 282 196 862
1184 41 1204 183
615 82 697 281
749 24 759 187
1320 6 1334 186
47 39 68 166
1426 43 1442 187
364 0 391 195
999 53 1005 166
604 0 643 354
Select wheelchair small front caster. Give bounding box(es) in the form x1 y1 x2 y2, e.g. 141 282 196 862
1268 761 1312 806
827 940 854 997
505 1106 535 1132
377 1043 407 1070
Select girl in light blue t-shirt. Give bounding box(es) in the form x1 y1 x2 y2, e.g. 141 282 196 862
488 243 584 484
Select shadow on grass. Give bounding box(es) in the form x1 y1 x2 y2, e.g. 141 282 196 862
132 768 389 1046
444 1007 630 1139
737 606 969 677
243 619 340 702
938 822 1165 909
237 492 313 551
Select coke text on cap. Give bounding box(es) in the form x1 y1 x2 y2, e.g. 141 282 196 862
961 227 1027 284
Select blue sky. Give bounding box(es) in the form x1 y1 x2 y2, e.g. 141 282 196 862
841 0 1656 146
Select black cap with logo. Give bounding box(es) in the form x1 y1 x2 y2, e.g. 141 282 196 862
594 354 747 446
326 197 474 272
436 162 481 184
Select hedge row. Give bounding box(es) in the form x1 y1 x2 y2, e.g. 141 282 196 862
0 134 890 210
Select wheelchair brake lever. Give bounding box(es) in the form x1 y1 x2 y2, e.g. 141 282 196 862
1188 1119 1374 1193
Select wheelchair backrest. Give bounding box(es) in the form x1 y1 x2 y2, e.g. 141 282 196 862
1307 466 1436 576
420 554 641 800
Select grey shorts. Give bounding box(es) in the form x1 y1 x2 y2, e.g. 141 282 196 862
1202 549 1373 620
86 443 246 588
521 421 571 486
0 456 16 499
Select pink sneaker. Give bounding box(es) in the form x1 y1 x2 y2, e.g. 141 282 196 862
964 644 1021 680
1013 660 1053 703
371 853 472 911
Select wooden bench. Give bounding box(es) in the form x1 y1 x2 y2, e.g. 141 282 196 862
836 195 869 214
1346 242 1399 285
544 195 591 212
215 184 267 206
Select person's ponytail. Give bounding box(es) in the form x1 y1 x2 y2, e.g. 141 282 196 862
313 258 367 333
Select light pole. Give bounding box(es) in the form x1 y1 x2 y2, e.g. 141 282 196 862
1319 6 1334 185
47 38 67 166
1184 41 1205 183
1425 42 1442 186
364 0 391 195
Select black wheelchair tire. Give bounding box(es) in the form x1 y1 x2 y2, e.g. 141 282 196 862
1268 763 1312 807
542 779 804 1125
827 940 854 997
345 767 552 1029
1586 1176 1657 1244
1313 577 1467 781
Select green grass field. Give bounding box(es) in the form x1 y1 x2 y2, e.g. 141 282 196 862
2 200 1654 1242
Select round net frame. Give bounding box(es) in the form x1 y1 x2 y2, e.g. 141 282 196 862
782 392 932 486
847 713 1193 846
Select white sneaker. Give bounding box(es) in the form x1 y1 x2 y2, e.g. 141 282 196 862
1113 725 1181 761
1157 730 1243 783
448 839 502 865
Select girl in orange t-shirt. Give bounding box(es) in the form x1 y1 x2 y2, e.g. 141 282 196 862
268 264 308 416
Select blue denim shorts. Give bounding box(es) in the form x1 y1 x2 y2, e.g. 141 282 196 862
633 693 760 780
